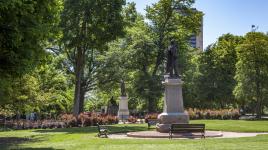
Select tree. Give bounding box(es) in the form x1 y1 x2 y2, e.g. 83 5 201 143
94 2 139 110
0 0 62 77
1 53 73 118
0 0 62 104
60 0 125 116
234 32 268 118
143 0 202 112
188 34 243 109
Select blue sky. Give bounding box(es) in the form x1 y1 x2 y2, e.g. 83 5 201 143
126 0 268 49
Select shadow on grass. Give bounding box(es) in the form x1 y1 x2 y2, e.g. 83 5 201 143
0 137 31 144
10 148 64 150
33 124 148 134
0 137 57 150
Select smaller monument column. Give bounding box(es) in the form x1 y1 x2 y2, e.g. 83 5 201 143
156 40 189 133
117 80 129 122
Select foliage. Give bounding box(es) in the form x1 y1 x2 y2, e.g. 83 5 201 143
144 109 240 121
187 108 240 120
0 0 62 104
0 53 74 117
94 3 139 112
184 34 243 109
143 0 202 112
61 112 118 127
127 116 137 123
145 113 159 120
234 32 268 118
0 0 62 76
60 113 77 127
60 0 126 115
125 15 162 112
2 0 268 120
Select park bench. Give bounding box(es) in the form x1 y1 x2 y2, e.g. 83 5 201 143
147 119 159 129
169 123 205 139
97 123 108 138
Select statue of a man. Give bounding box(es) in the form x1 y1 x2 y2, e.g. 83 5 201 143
120 79 126 96
166 40 179 78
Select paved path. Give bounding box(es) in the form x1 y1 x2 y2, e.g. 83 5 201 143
218 131 268 138
109 131 268 139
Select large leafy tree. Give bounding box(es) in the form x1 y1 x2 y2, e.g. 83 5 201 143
189 34 243 108
143 0 202 112
234 32 268 118
95 2 137 96
0 0 62 76
1 53 73 118
0 0 62 103
60 0 125 116
95 11 152 113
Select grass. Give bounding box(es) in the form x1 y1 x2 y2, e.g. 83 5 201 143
0 120 268 150
191 120 268 132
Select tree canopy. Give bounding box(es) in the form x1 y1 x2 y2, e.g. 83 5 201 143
1 0 268 118
60 0 126 115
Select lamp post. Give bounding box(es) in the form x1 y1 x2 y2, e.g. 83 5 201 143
251 25 258 32
251 24 262 119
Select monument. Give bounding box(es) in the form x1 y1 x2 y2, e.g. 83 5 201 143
117 80 129 122
107 96 118 116
156 40 189 133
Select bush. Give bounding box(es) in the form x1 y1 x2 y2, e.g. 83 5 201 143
75 112 118 126
145 113 159 123
78 113 90 127
60 114 77 127
186 108 240 120
143 109 240 121
128 116 137 123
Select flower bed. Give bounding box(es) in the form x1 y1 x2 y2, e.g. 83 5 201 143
1 112 118 130
144 109 240 121
187 108 240 120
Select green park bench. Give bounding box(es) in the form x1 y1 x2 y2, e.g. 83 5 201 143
169 123 205 139
97 123 108 138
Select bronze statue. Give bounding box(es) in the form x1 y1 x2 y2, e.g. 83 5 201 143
166 40 179 78
120 79 126 96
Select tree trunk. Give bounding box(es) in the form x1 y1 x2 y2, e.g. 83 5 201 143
73 47 85 116
79 85 85 113
148 95 157 113
148 100 157 113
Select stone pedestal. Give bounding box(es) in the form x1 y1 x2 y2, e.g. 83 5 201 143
117 96 129 122
156 77 189 133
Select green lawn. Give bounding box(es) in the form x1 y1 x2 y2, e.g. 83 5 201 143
0 120 268 150
191 120 268 132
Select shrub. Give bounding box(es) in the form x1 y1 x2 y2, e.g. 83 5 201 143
145 113 159 123
128 116 137 123
2 112 119 130
78 113 90 127
186 108 240 120
60 114 77 127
